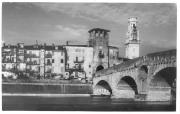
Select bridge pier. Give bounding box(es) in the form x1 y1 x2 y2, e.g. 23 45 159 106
112 90 135 99
146 86 171 101
112 86 135 99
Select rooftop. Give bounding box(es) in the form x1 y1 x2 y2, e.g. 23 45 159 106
88 28 110 33
24 45 64 50
65 44 90 47
2 45 17 49
108 46 119 49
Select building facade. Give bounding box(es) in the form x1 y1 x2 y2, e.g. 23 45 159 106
88 28 110 72
2 42 121 81
2 44 65 79
65 45 93 81
2 44 17 72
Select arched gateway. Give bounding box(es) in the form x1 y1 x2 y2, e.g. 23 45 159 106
96 65 104 72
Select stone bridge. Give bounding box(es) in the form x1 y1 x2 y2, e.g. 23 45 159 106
93 49 176 101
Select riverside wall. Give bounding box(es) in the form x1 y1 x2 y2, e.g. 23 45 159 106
2 83 93 94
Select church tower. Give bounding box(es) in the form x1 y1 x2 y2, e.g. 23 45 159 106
88 28 110 72
125 17 140 59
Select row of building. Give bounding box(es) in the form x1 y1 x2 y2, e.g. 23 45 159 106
2 42 121 81
2 17 140 82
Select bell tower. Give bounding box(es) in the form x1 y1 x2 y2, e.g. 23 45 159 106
125 17 140 59
88 28 110 72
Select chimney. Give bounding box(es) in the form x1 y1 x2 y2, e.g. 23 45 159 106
3 42 5 47
44 43 46 49
66 41 69 45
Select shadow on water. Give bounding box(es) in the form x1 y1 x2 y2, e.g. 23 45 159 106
2 96 176 111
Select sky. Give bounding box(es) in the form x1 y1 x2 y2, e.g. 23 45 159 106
2 3 177 57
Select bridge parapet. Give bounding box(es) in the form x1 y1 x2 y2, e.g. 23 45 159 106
95 57 141 77
95 49 176 77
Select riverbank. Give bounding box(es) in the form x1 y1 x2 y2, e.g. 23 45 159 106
2 93 91 97
2 78 91 84
2 82 93 94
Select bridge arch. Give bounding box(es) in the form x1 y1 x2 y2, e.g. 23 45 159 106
151 67 176 88
118 76 138 95
96 65 104 72
153 63 176 76
94 80 112 96
150 67 176 100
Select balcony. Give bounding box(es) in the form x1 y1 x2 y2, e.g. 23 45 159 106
66 68 84 72
17 58 24 63
26 69 40 74
17 53 24 55
26 61 40 65
45 62 52 66
2 52 16 56
125 39 140 44
45 54 52 58
66 64 84 72
74 59 84 63
2 68 17 72
25 54 40 58
2 59 15 63
45 69 51 73
98 53 104 58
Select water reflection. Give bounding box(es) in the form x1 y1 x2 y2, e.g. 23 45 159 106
2 96 176 111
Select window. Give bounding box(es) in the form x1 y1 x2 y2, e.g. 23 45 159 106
98 50 104 58
11 57 14 62
19 50 24 54
61 59 64 63
89 65 91 68
76 57 78 61
75 64 78 69
75 49 81 52
52 59 54 63
67 64 69 68
79 64 81 69
113 56 115 59
47 59 51 64
61 52 63 56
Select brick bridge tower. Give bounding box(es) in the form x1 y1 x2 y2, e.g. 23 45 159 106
125 17 140 59
88 28 110 72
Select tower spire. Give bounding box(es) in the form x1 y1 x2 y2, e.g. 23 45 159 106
125 17 140 59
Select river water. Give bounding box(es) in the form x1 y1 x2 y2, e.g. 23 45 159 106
2 96 176 111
